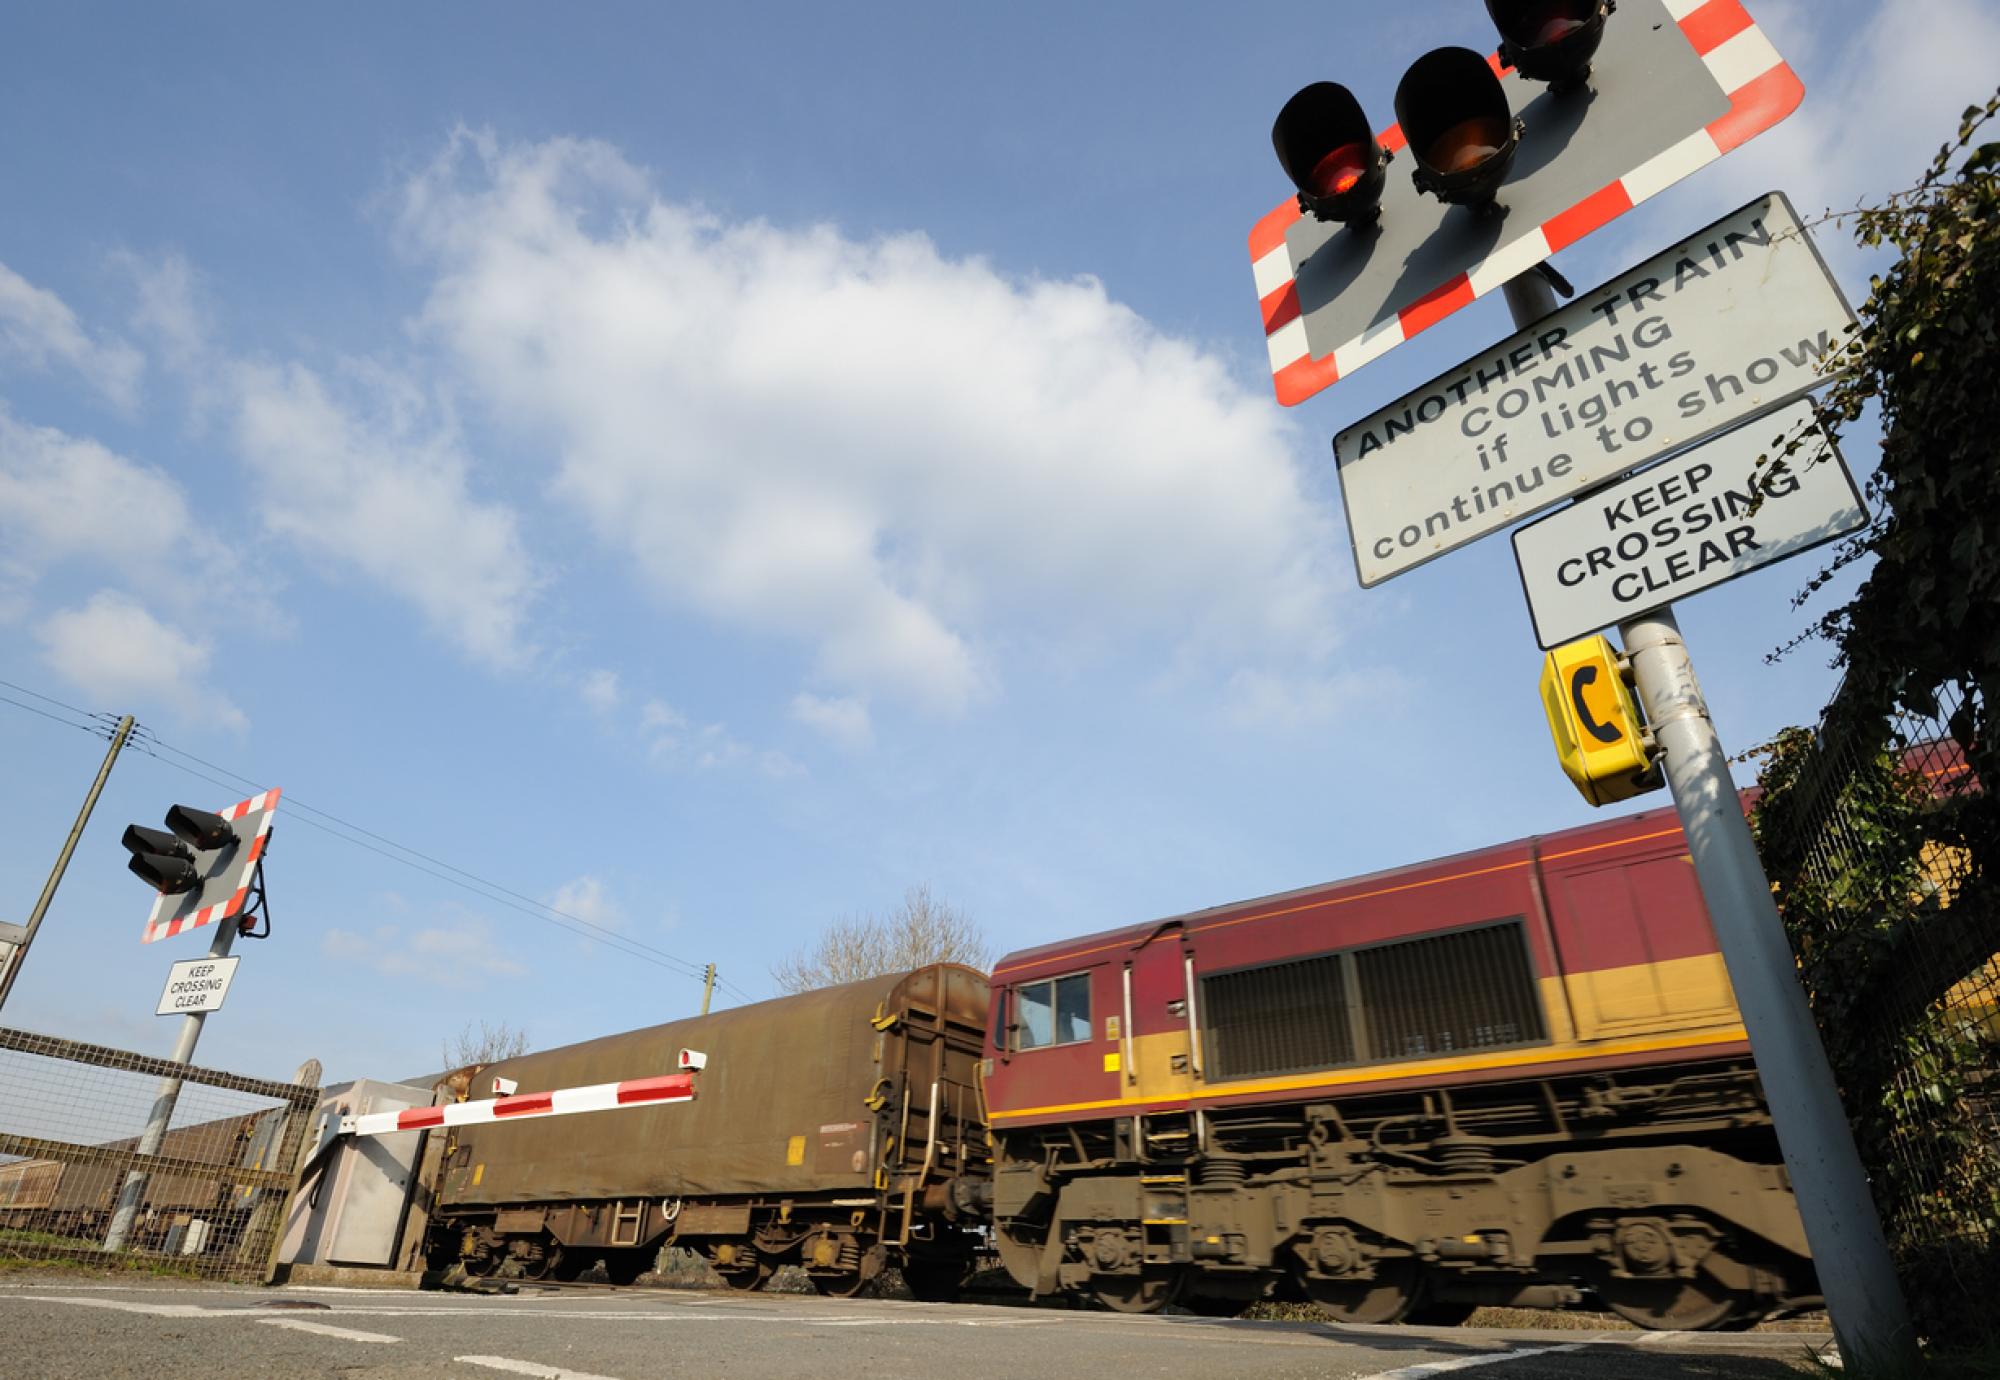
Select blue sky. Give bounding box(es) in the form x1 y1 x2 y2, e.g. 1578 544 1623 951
3 0 1995 1085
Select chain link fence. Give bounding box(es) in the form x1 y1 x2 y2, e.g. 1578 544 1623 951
1752 679 1998 1348
0 1027 318 1282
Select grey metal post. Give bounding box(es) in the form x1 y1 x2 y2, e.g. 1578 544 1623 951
1620 609 1914 1368
1499 269 1913 1367
0 714 135 1012
103 918 240 1252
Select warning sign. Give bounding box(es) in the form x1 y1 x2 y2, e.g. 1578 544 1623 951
1333 193 1853 587
1512 399 1865 649
155 956 241 1016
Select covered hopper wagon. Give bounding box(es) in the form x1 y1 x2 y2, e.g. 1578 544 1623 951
426 963 989 1295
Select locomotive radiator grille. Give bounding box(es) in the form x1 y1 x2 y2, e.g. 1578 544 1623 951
1201 919 1545 1081
1355 921 1546 1061
1202 953 1355 1081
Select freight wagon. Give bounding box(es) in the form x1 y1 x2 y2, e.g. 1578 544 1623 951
0 1108 286 1254
982 801 1816 1329
425 963 988 1295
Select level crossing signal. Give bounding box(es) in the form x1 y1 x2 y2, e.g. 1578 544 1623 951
120 806 235 895
1486 0 1611 90
1250 0 1805 404
121 790 281 944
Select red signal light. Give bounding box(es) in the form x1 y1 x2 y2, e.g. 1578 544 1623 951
1273 83 1390 226
1309 143 1370 197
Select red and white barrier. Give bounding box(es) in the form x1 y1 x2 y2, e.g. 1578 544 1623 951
339 1071 697 1138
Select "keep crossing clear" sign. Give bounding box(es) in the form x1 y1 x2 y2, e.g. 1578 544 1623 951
1511 399 1865 649
155 955 241 1016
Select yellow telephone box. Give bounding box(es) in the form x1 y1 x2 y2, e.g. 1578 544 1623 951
1539 635 1662 807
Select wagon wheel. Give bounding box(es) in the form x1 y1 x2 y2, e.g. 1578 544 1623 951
1305 1259 1422 1325
518 1243 561 1282
548 1250 591 1283
1092 1267 1185 1313
460 1247 502 1280
1590 1271 1740 1331
810 1269 872 1297
706 1242 771 1292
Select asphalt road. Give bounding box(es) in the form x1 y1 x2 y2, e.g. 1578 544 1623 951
0 1278 1835 1380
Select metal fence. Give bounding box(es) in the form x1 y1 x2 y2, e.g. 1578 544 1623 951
0 1027 318 1283
1752 679 1998 1348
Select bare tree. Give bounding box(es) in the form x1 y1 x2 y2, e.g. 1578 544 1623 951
441 1018 530 1069
771 885 991 994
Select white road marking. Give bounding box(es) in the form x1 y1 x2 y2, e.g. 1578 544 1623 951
1 1295 219 1318
1359 1343 1588 1379
256 1317 401 1344
456 1356 626 1380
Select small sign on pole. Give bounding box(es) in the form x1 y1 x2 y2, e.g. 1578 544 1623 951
1513 399 1866 648
155 955 241 1016
1332 192 1853 587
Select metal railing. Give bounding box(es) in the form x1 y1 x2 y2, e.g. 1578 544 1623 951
1753 679 1998 1348
0 1027 318 1282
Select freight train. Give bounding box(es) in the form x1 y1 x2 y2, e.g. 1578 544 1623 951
0 1108 289 1255
423 801 1817 1329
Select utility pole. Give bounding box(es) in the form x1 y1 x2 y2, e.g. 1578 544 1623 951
700 964 716 1016
1501 269 1915 1369
0 714 135 1013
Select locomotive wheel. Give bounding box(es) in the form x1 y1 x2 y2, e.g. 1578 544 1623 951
1306 1259 1421 1325
1591 1273 1739 1331
1092 1268 1184 1313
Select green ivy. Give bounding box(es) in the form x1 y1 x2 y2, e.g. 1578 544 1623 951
1753 95 2000 1348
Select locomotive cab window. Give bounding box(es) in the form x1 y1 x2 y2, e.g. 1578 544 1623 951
1014 973 1091 1050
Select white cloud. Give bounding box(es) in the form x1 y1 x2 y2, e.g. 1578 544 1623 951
119 251 211 371
790 692 872 750
0 260 144 410
322 913 530 989
548 874 621 931
397 130 1346 714
34 590 246 730
1708 0 2000 272
0 408 231 600
227 356 540 668
577 667 622 714
641 696 801 776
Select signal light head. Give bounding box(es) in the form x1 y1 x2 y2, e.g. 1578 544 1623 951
121 825 201 894
165 804 235 852
1273 82 1390 226
1395 48 1522 208
1487 0 1612 91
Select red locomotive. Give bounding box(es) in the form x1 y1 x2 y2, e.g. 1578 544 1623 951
981 799 1815 1328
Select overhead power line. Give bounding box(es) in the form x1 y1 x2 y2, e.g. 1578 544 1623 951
0 679 755 1003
